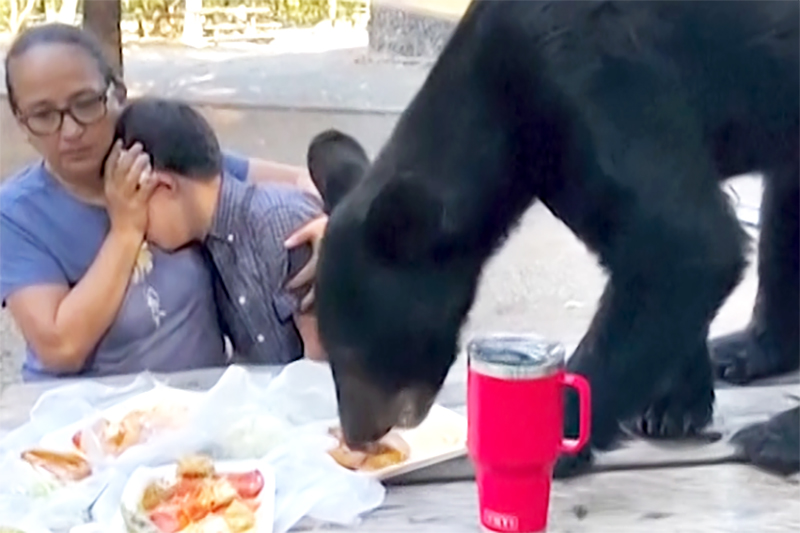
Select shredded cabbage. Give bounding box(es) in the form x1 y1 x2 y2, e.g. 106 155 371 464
215 413 292 460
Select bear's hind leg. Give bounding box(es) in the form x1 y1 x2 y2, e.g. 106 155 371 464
711 165 800 384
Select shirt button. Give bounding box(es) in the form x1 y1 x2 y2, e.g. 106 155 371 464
238 295 246 305
257 334 265 343
227 234 235 242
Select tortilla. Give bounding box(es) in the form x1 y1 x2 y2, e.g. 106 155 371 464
327 427 411 471
72 404 187 457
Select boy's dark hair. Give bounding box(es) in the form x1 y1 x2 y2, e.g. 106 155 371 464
5 23 121 111
115 97 222 180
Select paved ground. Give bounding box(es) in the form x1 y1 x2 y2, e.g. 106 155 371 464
0 28 433 113
0 33 768 392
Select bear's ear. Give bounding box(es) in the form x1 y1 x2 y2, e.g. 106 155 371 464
364 180 444 264
307 129 370 214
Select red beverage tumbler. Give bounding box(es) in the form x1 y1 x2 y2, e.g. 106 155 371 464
467 334 591 533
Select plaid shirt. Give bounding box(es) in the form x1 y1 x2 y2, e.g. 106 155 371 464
204 175 322 364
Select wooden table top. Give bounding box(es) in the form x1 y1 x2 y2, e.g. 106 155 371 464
1 364 798 532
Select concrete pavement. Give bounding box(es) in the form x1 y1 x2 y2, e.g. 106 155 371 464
0 27 433 113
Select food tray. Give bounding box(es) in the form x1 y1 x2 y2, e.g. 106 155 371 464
117 458 275 533
38 386 202 455
332 404 468 481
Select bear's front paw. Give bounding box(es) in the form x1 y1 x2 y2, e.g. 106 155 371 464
731 407 799 476
553 446 594 479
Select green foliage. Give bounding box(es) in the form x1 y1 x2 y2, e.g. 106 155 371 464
0 1 10 32
207 0 365 27
125 0 183 38
1 0 46 34
1 1 52 34
0 0 367 37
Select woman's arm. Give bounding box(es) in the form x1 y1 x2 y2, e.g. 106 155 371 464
7 228 146 372
295 313 326 361
4 142 155 373
246 157 321 199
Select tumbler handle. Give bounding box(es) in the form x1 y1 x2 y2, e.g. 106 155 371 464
558 373 591 454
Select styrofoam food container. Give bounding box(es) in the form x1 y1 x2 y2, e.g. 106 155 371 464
116 458 275 533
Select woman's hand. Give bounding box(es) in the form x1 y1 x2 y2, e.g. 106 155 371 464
104 140 157 238
284 215 329 311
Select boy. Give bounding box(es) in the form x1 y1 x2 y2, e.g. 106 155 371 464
114 97 325 363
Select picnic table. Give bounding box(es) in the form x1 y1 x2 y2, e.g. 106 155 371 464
1 364 798 532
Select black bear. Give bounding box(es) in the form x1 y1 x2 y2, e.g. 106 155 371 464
306 0 799 477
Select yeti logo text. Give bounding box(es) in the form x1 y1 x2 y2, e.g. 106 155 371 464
483 510 519 531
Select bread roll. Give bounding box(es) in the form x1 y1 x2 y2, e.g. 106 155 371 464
21 448 92 482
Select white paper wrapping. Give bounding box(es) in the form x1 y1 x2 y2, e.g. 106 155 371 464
0 361 385 533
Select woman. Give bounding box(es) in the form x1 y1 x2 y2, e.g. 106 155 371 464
0 23 326 381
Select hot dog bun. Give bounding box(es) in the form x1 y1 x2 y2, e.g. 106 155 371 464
21 448 92 482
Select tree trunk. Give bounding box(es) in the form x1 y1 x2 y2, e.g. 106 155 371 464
182 0 204 46
44 0 58 22
57 0 81 24
10 0 19 31
83 0 123 79
327 0 338 28
10 0 39 35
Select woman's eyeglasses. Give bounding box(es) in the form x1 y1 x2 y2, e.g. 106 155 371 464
17 87 111 136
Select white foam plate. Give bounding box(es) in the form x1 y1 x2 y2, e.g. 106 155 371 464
116 458 275 533
328 404 468 481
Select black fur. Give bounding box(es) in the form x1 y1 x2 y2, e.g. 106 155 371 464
731 406 799 476
306 0 799 477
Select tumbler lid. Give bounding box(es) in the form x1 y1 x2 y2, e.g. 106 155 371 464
467 333 565 380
